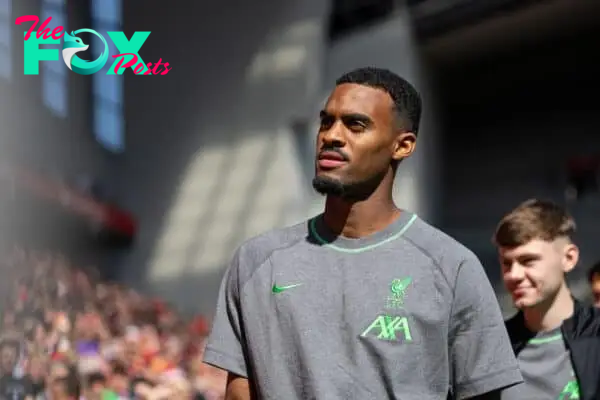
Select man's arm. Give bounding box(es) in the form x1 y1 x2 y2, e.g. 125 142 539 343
226 373 252 400
449 254 523 399
203 247 252 388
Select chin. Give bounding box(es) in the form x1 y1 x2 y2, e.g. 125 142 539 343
314 172 344 184
513 296 541 309
312 175 345 197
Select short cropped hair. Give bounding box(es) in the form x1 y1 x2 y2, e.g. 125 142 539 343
85 372 106 387
588 261 600 283
336 67 422 135
54 372 81 398
493 199 576 247
0 339 20 353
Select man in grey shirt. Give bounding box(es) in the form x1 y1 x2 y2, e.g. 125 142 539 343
496 199 600 399
204 67 522 399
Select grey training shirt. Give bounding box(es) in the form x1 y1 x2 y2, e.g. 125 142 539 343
500 327 580 399
204 212 522 399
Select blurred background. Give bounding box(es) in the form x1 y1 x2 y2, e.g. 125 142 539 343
0 0 599 397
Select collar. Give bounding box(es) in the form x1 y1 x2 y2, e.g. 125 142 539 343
507 298 585 353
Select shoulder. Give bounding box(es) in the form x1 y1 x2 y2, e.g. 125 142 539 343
587 307 600 337
570 300 600 338
237 219 309 261
400 216 482 277
230 219 310 283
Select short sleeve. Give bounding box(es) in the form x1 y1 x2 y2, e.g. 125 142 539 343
449 254 522 399
203 248 248 378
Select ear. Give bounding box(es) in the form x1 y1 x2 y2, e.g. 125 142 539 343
392 131 417 162
562 243 579 273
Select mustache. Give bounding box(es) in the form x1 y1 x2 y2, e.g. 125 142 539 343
318 146 350 162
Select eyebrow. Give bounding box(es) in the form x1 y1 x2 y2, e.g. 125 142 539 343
319 110 372 123
500 253 542 263
516 253 542 259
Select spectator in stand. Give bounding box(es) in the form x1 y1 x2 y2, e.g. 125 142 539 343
0 338 34 400
588 261 600 308
82 372 108 400
106 361 129 399
48 369 80 400
0 246 226 399
26 355 46 398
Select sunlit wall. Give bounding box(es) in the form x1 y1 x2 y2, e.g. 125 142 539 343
111 0 331 315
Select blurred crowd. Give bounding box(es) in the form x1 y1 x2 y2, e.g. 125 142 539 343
0 246 227 400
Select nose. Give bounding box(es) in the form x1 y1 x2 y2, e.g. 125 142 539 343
504 262 525 283
320 121 346 148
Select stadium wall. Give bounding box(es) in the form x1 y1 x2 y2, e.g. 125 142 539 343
0 0 109 262
113 0 331 315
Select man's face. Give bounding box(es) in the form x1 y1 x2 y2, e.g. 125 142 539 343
87 380 106 400
590 273 600 308
109 374 129 394
0 345 17 372
48 362 69 387
499 238 578 309
50 380 72 400
313 83 415 199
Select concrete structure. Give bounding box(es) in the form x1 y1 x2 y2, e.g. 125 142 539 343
1 0 110 263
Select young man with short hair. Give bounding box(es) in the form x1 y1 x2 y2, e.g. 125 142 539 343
494 199 600 399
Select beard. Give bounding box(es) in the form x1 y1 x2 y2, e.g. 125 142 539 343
312 170 386 201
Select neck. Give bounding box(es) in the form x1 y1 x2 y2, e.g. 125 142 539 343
523 283 574 332
323 177 400 238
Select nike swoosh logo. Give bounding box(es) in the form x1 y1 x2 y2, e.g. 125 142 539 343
272 283 302 293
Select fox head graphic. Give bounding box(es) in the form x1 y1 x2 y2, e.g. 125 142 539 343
62 31 89 70
60 29 109 75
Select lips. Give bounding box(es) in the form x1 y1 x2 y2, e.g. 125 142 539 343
512 287 532 297
318 151 347 169
319 151 345 161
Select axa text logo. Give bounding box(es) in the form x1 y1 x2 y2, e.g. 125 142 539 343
15 15 172 75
